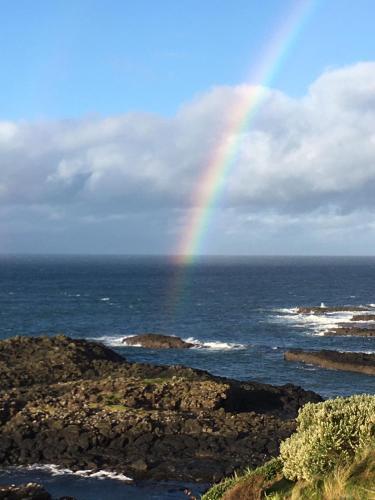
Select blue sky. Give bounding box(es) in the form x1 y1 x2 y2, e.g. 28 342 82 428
1 1 375 255
2 0 375 119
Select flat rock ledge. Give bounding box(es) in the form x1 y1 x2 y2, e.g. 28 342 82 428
324 326 375 337
350 314 375 322
285 349 375 376
0 335 321 483
123 334 195 349
297 306 367 315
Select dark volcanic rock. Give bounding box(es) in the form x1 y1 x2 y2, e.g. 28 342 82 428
0 482 53 499
297 306 366 315
285 349 375 376
351 314 375 322
123 334 195 349
0 335 322 483
324 326 375 337
0 335 124 389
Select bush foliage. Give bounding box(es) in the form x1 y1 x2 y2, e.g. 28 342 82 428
280 394 375 481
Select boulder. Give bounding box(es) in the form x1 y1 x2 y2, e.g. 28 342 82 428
123 334 195 349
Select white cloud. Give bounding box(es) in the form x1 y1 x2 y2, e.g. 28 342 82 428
1 62 375 253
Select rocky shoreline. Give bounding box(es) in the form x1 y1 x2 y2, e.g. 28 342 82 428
284 349 375 376
0 335 321 484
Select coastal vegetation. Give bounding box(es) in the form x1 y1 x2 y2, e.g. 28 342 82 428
203 395 375 499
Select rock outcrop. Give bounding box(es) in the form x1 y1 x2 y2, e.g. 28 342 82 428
324 327 375 337
123 333 195 349
284 349 375 376
0 335 321 483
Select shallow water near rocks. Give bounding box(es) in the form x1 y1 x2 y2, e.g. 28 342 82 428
0 255 374 498
0 467 207 499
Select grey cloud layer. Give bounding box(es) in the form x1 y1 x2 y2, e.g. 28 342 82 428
1 62 375 253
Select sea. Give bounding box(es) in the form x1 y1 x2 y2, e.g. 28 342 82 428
0 255 374 499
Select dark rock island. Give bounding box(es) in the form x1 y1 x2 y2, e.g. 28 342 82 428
123 333 195 349
285 349 375 376
0 335 321 483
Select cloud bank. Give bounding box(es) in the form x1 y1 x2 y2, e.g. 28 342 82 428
1 62 375 254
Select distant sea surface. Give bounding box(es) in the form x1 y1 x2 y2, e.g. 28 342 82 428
1 255 374 499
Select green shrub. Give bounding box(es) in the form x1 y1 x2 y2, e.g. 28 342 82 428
280 395 375 481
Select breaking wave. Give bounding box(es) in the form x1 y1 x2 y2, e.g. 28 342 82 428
183 337 246 350
95 335 129 347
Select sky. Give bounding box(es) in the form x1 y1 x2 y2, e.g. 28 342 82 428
1 0 375 255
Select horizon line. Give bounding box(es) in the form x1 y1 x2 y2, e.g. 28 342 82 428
0 253 374 258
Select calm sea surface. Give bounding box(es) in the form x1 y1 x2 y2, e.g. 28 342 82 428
0 255 374 498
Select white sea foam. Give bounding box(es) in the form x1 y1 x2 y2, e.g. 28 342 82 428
184 337 246 350
275 307 299 314
95 335 129 347
17 464 132 481
100 297 110 301
338 349 375 354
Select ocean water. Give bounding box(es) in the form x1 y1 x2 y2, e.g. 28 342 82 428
0 255 374 498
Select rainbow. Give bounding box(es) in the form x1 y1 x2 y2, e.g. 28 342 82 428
174 0 316 264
